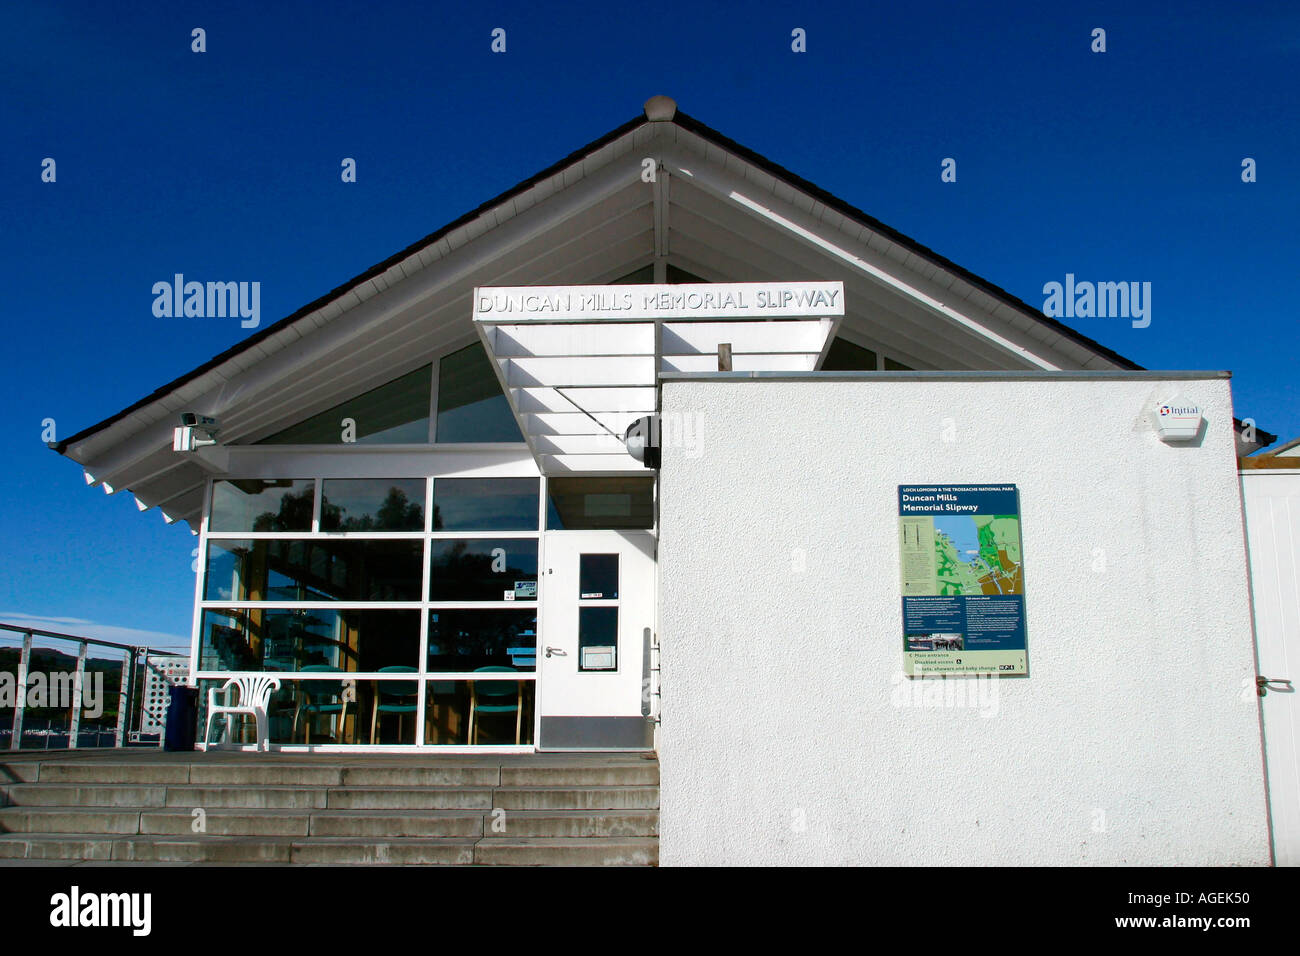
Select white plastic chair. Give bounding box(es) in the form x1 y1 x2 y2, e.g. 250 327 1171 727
204 675 281 751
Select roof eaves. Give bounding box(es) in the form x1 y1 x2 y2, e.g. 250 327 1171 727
669 110 1145 373
54 112 652 455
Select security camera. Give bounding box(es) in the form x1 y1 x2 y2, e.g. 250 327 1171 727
174 413 220 452
180 412 219 430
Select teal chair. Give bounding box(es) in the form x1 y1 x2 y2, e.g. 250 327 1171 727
468 666 524 745
370 665 419 744
293 664 350 744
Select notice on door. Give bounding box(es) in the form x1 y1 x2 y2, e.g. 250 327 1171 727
898 484 1028 677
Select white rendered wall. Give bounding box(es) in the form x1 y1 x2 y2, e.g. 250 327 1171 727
657 375 1270 866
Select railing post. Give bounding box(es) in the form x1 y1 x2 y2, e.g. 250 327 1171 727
69 641 87 749
115 648 133 748
11 631 31 750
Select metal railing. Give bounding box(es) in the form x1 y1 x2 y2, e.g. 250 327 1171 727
0 622 188 750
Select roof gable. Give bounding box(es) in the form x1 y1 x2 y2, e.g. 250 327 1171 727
59 96 1256 527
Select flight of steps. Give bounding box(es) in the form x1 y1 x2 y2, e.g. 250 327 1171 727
0 752 658 865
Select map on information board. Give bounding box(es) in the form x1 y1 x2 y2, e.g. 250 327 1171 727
898 485 1029 677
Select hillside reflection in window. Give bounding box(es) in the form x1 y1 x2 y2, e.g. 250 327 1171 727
433 477 540 531
199 608 420 672
321 479 425 532
428 539 538 601
210 479 315 532
427 610 537 672
204 539 423 602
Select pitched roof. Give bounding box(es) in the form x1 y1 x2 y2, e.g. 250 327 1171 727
52 96 1275 523
56 102 1152 455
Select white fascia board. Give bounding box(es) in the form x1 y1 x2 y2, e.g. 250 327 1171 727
660 145 1067 371
69 151 650 491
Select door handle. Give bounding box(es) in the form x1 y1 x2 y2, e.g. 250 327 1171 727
545 646 567 658
1256 676 1293 696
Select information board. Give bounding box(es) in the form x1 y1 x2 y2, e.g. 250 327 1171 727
898 484 1028 676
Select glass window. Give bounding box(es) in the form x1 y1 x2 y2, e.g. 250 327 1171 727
579 554 618 600
666 265 705 283
822 336 878 372
204 539 423 602
436 343 522 443
425 679 534 745
199 608 420 672
427 610 538 672
320 478 425 531
578 607 618 671
433 477 539 531
429 539 538 602
546 477 653 529
258 365 432 444
611 265 654 284
210 479 315 532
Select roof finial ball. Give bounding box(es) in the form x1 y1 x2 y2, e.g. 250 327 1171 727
643 95 677 122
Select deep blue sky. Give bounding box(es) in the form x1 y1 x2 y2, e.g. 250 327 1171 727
2 1 1296 649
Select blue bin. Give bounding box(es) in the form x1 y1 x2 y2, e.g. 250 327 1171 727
164 684 199 751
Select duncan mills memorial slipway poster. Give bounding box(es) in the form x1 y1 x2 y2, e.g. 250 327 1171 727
898 484 1028 677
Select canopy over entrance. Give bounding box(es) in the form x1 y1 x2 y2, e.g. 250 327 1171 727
473 281 844 473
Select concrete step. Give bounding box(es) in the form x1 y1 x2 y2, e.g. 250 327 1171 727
0 754 659 865
474 838 659 866
0 806 660 839
9 759 656 789
0 833 658 865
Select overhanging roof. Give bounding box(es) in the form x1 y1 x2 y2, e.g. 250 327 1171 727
50 95 1274 528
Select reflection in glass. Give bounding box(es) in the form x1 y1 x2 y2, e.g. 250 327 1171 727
432 477 539 531
579 554 618 600
546 476 653 529
578 606 618 672
428 539 538 601
321 478 425 531
192 673 535 746
210 479 315 532
425 679 535 745
258 365 432 444
821 336 878 372
204 538 423 602
427 610 537 672
199 608 420 672
436 343 523 443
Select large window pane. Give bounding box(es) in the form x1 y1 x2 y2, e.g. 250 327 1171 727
321 478 426 531
199 608 420 672
258 365 432 445
433 477 539 531
436 343 522 443
204 539 423 602
197 677 425 746
210 479 314 532
546 477 653 529
427 610 537 672
429 539 538 601
425 679 534 745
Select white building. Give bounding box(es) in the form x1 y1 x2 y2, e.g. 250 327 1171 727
54 96 1289 865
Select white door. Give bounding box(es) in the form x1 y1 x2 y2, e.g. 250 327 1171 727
537 531 656 751
1242 469 1300 866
